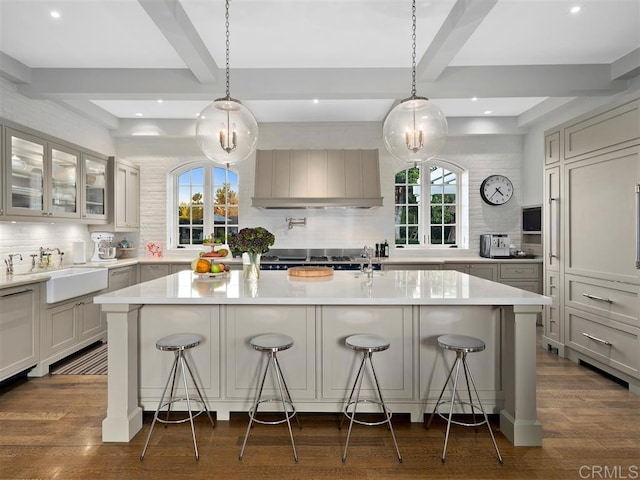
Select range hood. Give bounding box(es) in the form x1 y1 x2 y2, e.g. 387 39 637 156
252 149 383 209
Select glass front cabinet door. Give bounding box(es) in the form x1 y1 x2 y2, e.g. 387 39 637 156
4 128 80 219
82 153 108 221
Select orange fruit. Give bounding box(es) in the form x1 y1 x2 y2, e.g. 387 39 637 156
194 258 211 273
217 263 225 271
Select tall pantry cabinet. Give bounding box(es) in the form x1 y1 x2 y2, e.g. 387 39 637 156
542 93 640 393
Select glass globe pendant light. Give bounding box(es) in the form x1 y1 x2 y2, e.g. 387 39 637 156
383 0 447 165
196 0 258 166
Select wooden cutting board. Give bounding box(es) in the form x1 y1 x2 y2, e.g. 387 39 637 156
288 266 334 277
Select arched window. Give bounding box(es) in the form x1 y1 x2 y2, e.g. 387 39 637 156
394 161 464 248
172 162 239 247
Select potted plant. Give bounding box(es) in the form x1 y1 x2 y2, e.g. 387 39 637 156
228 227 275 281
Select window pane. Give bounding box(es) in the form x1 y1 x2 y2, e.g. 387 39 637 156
408 185 420 204
395 186 406 204
192 206 203 224
444 226 456 244
178 186 192 204
179 226 191 244
192 227 204 244
395 205 406 223
214 207 226 224
408 226 419 244
213 167 226 185
430 205 442 224
444 206 456 224
395 226 406 245
431 226 443 244
395 170 407 184
213 226 226 242
430 185 443 204
430 167 443 184
407 206 418 224
407 167 419 185
191 167 204 185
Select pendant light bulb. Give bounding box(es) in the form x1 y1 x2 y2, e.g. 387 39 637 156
383 0 447 165
195 0 258 166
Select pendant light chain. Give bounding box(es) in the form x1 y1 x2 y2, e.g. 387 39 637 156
224 0 231 99
410 0 417 98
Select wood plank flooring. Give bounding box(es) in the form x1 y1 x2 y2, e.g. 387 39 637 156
1 327 640 480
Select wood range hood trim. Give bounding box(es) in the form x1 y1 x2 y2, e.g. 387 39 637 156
251 149 384 209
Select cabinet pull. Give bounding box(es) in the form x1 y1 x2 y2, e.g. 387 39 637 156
636 185 640 269
582 332 612 346
0 288 33 298
582 293 613 304
548 196 559 263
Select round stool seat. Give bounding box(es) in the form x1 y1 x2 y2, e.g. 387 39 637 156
346 334 390 353
156 333 203 351
437 334 485 353
250 333 294 352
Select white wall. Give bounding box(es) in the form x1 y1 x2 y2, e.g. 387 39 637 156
116 123 525 257
0 78 116 267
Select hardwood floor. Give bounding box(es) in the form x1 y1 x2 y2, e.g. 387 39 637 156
1 327 639 480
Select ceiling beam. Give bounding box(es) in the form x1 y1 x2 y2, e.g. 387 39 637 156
16 64 628 103
137 0 218 84
57 100 120 130
611 48 640 80
417 0 498 82
0 52 31 84
516 97 577 127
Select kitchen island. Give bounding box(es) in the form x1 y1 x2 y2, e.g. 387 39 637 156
94 269 550 447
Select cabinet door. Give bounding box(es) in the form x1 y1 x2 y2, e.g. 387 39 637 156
0 286 39 381
49 142 81 219
82 153 108 221
115 162 140 229
5 128 46 217
544 166 561 272
140 264 170 282
108 266 137 291
79 297 104 341
44 301 78 358
469 263 498 281
0 123 4 216
170 263 192 274
545 131 561 166
565 147 640 284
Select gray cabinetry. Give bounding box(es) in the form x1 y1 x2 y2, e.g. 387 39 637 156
108 265 138 291
81 153 109 222
383 262 441 271
446 263 498 282
543 93 640 391
0 284 40 381
140 264 170 282
114 159 140 230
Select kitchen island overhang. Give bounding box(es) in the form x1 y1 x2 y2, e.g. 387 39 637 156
95 269 550 447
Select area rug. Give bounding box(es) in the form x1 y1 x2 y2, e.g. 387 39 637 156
50 343 107 375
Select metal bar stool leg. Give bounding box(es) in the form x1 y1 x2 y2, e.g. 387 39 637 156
239 353 270 460
369 353 402 462
464 357 503 464
182 352 215 429
178 352 200 460
141 352 180 460
442 354 463 463
461 353 478 429
164 351 180 425
339 354 366 431
342 353 367 463
273 353 299 462
426 353 458 429
273 355 302 431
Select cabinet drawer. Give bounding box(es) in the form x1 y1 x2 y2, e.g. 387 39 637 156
566 307 639 378
499 263 541 280
544 303 562 342
140 264 170 282
108 266 137 291
566 275 639 327
500 280 541 294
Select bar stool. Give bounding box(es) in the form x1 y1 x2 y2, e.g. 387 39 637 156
427 334 503 464
140 333 215 461
340 334 402 463
240 333 302 462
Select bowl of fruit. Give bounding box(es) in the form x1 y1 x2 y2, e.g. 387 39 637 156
191 257 231 280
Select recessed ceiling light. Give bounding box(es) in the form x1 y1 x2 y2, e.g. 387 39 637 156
570 5 581 14
135 112 144 117
471 97 478 102
484 110 492 115
157 99 163 104
313 99 319 104
50 10 61 19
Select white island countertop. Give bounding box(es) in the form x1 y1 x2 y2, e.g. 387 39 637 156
94 269 551 306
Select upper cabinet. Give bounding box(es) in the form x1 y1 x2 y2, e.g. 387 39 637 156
81 153 109 222
114 159 140 230
4 127 80 219
1 120 113 224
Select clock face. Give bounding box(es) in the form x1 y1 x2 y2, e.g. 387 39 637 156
480 175 514 205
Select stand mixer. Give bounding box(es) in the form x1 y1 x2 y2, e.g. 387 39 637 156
90 232 117 262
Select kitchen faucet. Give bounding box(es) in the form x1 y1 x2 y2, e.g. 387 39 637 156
5 253 23 275
360 245 374 279
39 247 62 268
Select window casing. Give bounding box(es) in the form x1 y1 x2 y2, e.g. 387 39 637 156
172 162 239 248
394 161 462 248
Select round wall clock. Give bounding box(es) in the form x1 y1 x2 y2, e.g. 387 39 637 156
480 174 514 205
